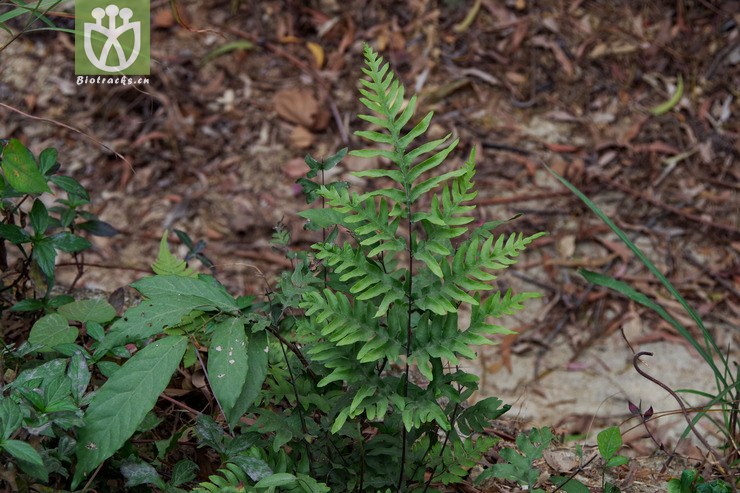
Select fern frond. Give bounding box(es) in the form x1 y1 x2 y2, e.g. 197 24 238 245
351 45 464 199
194 462 248 492
413 148 478 240
151 230 197 277
415 232 545 315
313 243 405 316
318 187 405 257
455 397 510 435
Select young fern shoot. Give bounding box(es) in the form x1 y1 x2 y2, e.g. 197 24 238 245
297 44 545 489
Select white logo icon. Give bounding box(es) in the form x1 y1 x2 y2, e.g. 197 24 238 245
84 4 141 72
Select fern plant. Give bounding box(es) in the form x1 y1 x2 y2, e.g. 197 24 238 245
291 44 545 490
46 46 543 492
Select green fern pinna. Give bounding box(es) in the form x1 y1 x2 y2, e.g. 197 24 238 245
296 44 545 490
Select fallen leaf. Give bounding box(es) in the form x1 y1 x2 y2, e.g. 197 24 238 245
282 157 309 179
306 41 325 69
543 448 581 473
290 125 315 149
273 88 319 128
556 234 576 258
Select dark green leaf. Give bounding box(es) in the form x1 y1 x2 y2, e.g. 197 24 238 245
0 223 31 244
77 219 118 237
193 414 226 452
2 439 45 467
52 232 91 253
32 237 56 281
73 336 188 487
132 275 238 313
10 299 45 312
29 199 50 235
228 330 268 428
38 148 58 175
49 175 89 200
169 459 198 487
0 398 23 440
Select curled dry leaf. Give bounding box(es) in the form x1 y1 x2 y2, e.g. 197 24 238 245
543 448 581 473
273 87 330 130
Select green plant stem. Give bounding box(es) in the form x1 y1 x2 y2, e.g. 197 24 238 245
397 201 414 492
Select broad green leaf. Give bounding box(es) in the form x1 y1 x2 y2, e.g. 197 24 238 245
95 297 201 355
7 358 67 390
52 232 91 252
73 336 187 487
132 275 238 313
29 199 49 235
2 439 45 467
0 398 23 440
42 375 77 413
208 317 249 425
229 330 268 429
597 426 622 460
57 298 116 323
28 313 78 351
1 139 51 194
0 223 30 244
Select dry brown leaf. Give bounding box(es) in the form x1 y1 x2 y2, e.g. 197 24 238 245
282 157 309 179
543 448 581 473
290 126 315 149
273 88 319 128
556 234 576 258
